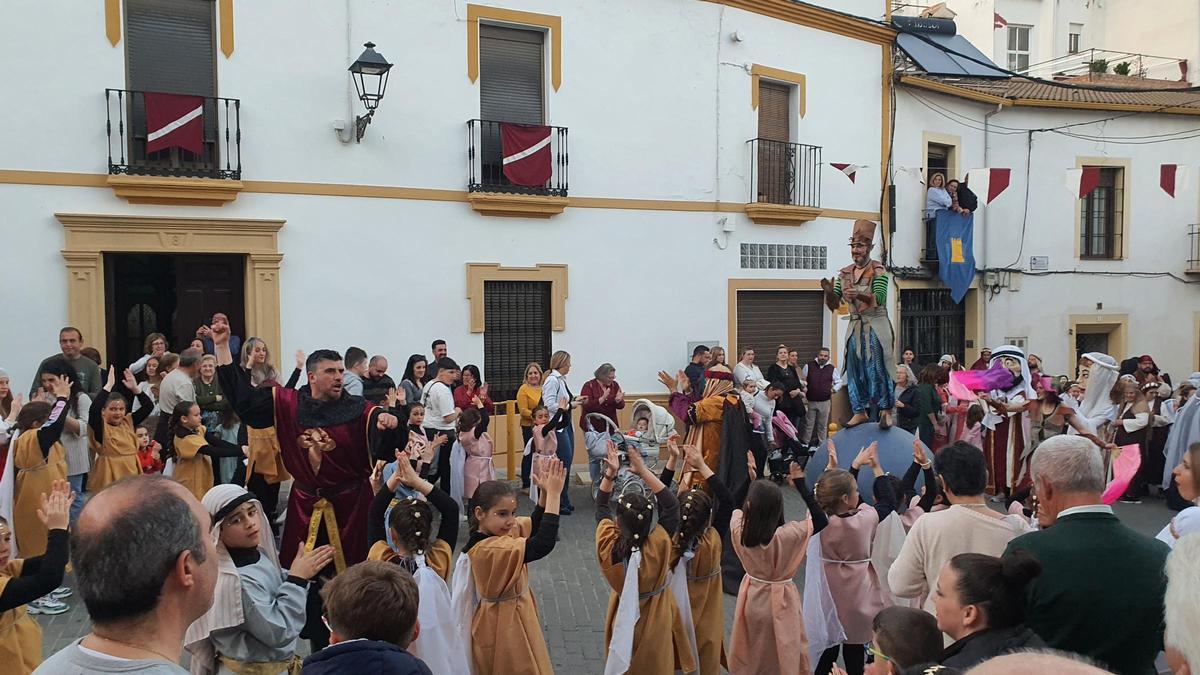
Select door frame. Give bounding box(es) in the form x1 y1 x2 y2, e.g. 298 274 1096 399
1068 313 1128 378
57 213 284 363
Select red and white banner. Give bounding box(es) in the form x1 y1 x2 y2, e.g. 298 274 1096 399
994 12 1008 29
966 167 1012 205
500 123 553 187
1160 164 1189 197
830 163 860 183
144 92 205 155
1064 167 1102 198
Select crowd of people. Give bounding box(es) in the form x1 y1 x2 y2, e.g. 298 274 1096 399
0 315 1197 675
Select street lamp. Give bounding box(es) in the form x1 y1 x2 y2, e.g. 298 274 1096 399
348 42 393 142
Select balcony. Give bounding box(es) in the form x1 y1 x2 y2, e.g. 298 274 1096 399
745 138 823 226
105 88 243 206
1188 224 1200 275
467 119 568 218
922 216 940 272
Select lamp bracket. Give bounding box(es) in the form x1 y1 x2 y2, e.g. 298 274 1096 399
355 110 375 143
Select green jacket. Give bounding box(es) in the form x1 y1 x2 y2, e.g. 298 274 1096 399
1003 511 1169 675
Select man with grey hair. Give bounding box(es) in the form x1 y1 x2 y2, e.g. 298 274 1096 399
1165 534 1200 675
1004 435 1168 675
153 347 202 445
35 475 218 673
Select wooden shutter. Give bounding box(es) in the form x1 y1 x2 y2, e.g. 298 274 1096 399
126 0 216 96
483 281 552 401
480 24 545 124
735 291 824 361
757 81 791 141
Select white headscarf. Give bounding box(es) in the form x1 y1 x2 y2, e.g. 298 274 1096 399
1078 352 1119 420
184 484 278 675
989 345 1036 400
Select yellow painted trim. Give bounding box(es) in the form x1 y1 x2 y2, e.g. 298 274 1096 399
467 4 562 91
922 130 963 185
1072 156 1131 261
900 76 1011 106
0 170 881 218
56 213 284 364
703 0 895 45
219 0 234 58
750 64 807 118
1068 313 1129 377
726 278 827 360
466 192 568 218
465 263 567 333
744 203 822 225
105 0 121 46
107 175 244 207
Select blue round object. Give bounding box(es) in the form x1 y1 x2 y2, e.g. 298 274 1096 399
804 423 929 505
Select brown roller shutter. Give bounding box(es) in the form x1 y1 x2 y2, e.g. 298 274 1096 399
757 81 791 141
480 24 545 124
736 290 824 361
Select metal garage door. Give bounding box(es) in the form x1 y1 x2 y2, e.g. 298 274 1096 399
735 290 825 362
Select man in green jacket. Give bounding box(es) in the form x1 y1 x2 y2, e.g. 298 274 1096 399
1004 435 1169 675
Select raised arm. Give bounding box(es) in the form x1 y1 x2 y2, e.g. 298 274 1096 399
37 381 73 456
524 458 563 563
0 482 71 612
213 321 276 429
88 369 115 442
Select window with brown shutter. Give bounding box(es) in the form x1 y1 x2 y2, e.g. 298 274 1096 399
735 290 824 362
757 81 793 204
483 280 552 402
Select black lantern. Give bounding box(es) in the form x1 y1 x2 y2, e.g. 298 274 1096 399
348 42 393 142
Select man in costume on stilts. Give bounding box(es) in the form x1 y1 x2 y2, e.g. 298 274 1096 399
821 219 897 429
212 323 399 649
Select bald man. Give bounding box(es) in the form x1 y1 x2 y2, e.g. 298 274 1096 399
966 652 1113 674
35 476 217 674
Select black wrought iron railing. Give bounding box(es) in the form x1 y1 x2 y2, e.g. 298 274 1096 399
747 138 821 207
1188 223 1200 273
468 119 568 197
922 216 940 269
106 88 241 180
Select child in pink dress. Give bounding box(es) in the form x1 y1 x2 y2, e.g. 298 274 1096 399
812 442 897 675
527 403 568 504
729 451 826 675
457 407 494 500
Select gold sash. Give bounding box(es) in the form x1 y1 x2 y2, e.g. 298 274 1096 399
218 655 302 675
305 497 347 574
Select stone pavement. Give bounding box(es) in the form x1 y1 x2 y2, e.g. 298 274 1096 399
37 480 1176 672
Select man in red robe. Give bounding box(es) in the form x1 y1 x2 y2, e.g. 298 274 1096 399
213 323 398 648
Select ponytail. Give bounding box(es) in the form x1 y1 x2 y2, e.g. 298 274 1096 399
162 400 197 461
674 489 713 563
948 551 1042 630
613 493 655 561
388 497 434 556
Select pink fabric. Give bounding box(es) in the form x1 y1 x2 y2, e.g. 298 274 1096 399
729 510 812 675
1102 444 1143 504
820 507 886 644
948 365 1014 401
529 424 558 486
459 429 495 499
960 423 983 447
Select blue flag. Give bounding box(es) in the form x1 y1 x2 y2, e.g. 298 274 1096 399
935 210 975 304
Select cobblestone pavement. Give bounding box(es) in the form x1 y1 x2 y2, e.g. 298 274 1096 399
38 476 1175 673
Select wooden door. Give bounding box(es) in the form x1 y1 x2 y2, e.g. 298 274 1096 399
105 253 177 366
173 255 245 348
757 81 793 204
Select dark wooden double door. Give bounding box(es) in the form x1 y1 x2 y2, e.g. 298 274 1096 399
104 253 245 366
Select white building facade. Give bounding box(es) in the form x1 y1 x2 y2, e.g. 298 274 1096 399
0 0 894 404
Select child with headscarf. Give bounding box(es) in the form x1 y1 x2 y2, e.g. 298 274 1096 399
184 484 334 675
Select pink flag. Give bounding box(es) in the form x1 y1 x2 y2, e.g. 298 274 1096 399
1101 444 1143 505
948 365 1014 402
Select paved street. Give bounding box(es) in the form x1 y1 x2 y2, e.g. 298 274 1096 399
37 477 1177 672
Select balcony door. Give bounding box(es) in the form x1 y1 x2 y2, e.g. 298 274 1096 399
478 24 545 191
125 0 218 175
757 81 793 204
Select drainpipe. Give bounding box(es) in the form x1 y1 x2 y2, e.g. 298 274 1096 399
980 101 1003 349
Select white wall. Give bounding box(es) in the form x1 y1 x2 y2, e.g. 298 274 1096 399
894 85 1200 378
0 0 887 393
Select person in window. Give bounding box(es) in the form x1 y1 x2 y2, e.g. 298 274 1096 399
947 179 977 214
925 172 952 219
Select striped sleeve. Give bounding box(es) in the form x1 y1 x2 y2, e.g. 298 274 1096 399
833 277 842 297
872 273 889 306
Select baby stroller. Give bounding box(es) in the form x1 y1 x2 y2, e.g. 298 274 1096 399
583 399 674 502
766 410 813 481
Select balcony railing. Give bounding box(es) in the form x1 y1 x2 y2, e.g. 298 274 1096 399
1188 224 1200 274
106 88 241 180
747 138 821 208
922 216 940 270
467 119 568 197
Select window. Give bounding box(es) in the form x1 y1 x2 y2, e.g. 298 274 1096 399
735 291 824 362
740 243 827 270
482 280 551 402
124 0 219 174
1080 167 1124 259
755 80 794 204
1007 25 1031 71
1068 24 1082 54
900 289 965 367
479 24 545 124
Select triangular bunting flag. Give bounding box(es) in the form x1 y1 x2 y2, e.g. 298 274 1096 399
965 168 1011 206
1161 164 1188 198
830 163 860 183
1065 167 1102 198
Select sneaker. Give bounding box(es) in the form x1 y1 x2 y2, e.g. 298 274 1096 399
28 597 69 616
49 586 72 600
